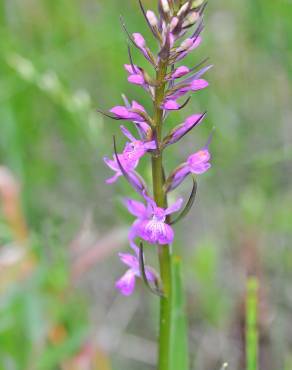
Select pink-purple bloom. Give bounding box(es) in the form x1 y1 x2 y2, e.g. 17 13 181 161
161 99 181 110
104 153 137 184
104 127 156 184
124 64 146 86
110 100 147 122
132 33 154 63
126 195 183 247
167 78 209 102
116 250 155 296
169 66 190 80
100 2 213 296
175 35 202 61
121 125 156 155
166 147 211 191
163 113 205 146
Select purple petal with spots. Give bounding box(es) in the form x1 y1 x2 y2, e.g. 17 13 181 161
137 219 174 245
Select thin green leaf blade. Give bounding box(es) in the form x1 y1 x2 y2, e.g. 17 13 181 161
246 276 259 370
170 256 189 370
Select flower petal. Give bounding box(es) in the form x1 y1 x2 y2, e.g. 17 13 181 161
161 99 180 110
131 101 146 113
164 113 205 146
116 269 136 296
165 198 184 215
118 252 139 270
124 64 138 74
110 106 130 119
190 35 202 50
189 162 211 174
171 66 190 79
137 219 174 245
145 267 156 282
128 74 145 85
144 140 156 150
188 149 211 165
105 172 121 184
133 33 146 49
190 79 209 91
103 156 119 171
125 199 147 218
165 164 190 192
120 125 136 142
134 121 151 139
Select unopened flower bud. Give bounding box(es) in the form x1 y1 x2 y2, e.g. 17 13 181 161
146 10 158 27
170 17 179 31
160 0 170 13
177 2 189 16
177 38 193 52
133 33 146 49
183 12 199 27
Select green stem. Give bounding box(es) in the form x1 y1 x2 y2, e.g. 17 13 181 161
151 59 172 370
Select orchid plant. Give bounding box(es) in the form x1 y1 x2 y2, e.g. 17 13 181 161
100 1 212 369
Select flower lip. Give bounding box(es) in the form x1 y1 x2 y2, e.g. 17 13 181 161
127 196 183 246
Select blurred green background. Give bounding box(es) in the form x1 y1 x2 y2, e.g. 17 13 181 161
0 0 291 369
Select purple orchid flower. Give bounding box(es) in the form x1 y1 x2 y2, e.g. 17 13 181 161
166 147 211 192
110 100 147 122
124 64 146 86
167 78 209 101
168 66 190 80
126 195 183 247
104 126 155 184
132 33 153 62
163 113 205 146
175 35 202 62
121 95 152 139
116 251 155 296
162 65 211 110
120 125 156 156
104 153 138 184
161 99 182 110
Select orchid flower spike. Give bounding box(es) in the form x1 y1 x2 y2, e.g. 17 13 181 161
100 0 212 299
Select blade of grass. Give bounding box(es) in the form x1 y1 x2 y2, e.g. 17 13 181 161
246 276 259 370
169 256 189 370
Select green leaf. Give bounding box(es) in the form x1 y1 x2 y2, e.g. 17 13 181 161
246 277 259 370
170 256 189 370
